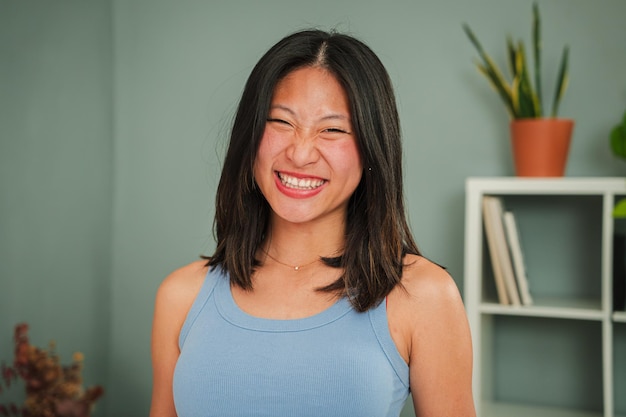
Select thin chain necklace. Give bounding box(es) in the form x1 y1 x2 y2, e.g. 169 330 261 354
263 249 320 271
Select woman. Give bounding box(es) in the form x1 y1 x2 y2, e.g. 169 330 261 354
150 29 475 417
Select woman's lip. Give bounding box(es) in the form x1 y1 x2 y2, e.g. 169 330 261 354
274 171 326 198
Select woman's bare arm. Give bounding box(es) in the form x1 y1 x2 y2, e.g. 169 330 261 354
391 256 476 417
149 261 207 417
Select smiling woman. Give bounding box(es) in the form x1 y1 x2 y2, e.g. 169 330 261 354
149 29 475 417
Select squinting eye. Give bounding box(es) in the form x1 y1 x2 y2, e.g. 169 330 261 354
267 118 290 125
323 128 349 134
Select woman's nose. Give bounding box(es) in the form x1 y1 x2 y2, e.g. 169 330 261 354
286 131 320 166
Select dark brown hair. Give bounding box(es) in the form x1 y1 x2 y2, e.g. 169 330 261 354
207 29 420 312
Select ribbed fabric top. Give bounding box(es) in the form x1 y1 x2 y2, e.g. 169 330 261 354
173 266 410 417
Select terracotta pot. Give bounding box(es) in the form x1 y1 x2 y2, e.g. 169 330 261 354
510 118 574 177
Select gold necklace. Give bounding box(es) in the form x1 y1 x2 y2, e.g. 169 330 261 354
263 250 320 271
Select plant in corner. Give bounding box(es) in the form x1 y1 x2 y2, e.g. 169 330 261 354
463 2 574 177
0 323 104 417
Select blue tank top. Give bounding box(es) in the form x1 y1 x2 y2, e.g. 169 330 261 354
173 266 410 417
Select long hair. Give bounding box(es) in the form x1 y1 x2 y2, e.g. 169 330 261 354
208 29 420 312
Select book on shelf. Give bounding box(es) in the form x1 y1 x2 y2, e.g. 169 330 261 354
502 210 533 306
481 196 521 306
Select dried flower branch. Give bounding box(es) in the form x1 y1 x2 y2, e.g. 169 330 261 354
0 324 104 417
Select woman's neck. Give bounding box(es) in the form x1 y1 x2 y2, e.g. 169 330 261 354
263 216 345 266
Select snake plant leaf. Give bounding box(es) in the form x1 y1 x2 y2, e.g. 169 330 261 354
464 24 516 117
511 77 521 117
532 2 543 116
551 45 570 117
463 3 570 121
476 62 516 118
512 42 540 118
507 36 518 79
463 23 489 57
513 73 537 118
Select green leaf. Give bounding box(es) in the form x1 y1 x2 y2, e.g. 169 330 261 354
610 124 626 160
512 43 540 118
463 23 487 56
609 110 626 159
464 24 516 117
613 198 626 218
551 45 570 117
476 62 516 118
507 37 518 79
532 2 543 116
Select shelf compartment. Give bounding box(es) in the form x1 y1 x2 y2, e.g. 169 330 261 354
481 316 604 414
480 194 604 306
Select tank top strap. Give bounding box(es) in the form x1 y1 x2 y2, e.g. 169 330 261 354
368 298 410 389
178 265 225 349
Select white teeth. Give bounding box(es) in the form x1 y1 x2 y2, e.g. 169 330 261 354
278 173 325 190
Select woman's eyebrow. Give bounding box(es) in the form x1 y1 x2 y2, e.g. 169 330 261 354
269 104 295 115
270 104 350 122
319 114 350 122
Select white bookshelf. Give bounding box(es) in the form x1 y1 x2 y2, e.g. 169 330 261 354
464 177 626 417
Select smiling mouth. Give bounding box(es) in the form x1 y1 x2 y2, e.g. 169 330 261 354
277 172 326 190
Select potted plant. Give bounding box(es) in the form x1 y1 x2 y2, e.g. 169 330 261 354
463 2 573 176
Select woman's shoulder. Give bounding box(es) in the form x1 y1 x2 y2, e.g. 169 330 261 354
402 254 459 295
391 254 465 319
386 255 466 363
155 259 209 311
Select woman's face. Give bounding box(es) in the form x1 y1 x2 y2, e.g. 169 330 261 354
253 66 363 228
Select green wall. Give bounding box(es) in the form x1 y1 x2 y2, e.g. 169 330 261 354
2 0 626 416
0 0 113 415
